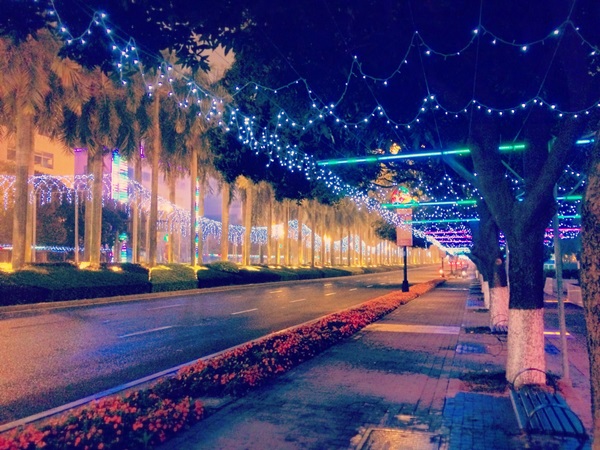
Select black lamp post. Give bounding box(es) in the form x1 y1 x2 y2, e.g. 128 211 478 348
402 245 409 292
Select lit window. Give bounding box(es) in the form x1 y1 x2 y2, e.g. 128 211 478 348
34 152 54 169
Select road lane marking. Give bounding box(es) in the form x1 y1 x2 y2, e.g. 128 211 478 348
325 293 337 296
349 288 357 291
367 284 374 288
119 326 173 338
324 283 332 286
147 304 184 311
231 308 258 315
268 290 283 294
290 298 307 303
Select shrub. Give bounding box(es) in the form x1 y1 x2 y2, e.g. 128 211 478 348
320 267 353 278
237 267 283 284
196 268 242 288
206 261 240 273
0 265 151 304
150 264 198 293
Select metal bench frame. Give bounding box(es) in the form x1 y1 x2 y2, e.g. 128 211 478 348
509 368 587 443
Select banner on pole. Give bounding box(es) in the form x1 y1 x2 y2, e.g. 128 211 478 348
396 209 413 247
391 186 413 247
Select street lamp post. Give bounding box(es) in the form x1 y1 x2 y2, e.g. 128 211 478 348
402 245 409 292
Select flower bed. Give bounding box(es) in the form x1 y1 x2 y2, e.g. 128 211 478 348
0 279 442 449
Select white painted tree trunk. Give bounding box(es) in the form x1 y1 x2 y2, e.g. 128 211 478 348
490 286 509 328
506 308 546 387
482 280 490 309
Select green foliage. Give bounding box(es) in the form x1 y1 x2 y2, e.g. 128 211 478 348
150 264 198 293
373 219 396 243
197 268 243 288
0 264 150 305
205 260 240 273
0 263 407 306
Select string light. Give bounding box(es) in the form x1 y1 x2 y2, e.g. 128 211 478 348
20 4 598 251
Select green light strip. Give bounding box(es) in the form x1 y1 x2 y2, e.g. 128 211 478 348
317 143 525 166
557 215 581 219
382 199 477 209
407 218 480 224
498 143 527 151
576 139 595 145
557 195 582 201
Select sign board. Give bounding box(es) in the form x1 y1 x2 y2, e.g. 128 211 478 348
391 186 413 247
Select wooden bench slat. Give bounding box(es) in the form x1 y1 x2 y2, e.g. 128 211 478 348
509 385 587 440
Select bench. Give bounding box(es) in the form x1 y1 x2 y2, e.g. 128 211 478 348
490 314 508 335
509 369 587 443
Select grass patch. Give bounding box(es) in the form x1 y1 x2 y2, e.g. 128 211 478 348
460 371 508 393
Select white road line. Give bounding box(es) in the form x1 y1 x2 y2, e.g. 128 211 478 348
349 288 358 291
231 308 258 315
367 285 374 288
291 298 307 303
119 326 173 338
147 304 184 311
268 290 283 294
324 283 332 286
325 292 337 296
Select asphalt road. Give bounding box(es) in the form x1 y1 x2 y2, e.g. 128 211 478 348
0 265 440 425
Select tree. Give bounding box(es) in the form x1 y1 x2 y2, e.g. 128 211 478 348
581 136 600 441
0 30 74 269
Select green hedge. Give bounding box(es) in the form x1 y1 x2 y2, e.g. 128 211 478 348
0 263 407 307
0 264 151 305
196 267 243 288
150 264 198 292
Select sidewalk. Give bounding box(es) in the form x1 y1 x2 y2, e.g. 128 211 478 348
162 277 592 449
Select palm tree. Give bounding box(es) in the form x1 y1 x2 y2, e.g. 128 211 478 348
219 179 233 262
61 67 126 268
296 201 304 265
254 181 274 264
237 176 254 265
117 74 151 265
0 30 78 269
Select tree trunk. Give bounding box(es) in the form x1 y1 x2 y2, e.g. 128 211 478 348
581 141 600 441
347 226 353 267
320 212 326 265
243 182 253 266
89 148 104 269
148 95 161 267
358 227 363 266
198 175 206 265
310 202 316 267
266 194 272 265
297 204 303 265
189 147 198 265
283 201 290 266
84 185 92 262
168 173 177 263
490 258 509 329
331 227 336 267
11 110 33 270
505 229 547 386
130 149 142 264
220 183 230 262
25 121 35 264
